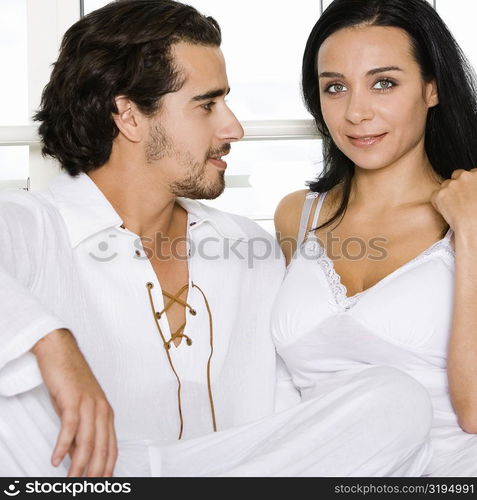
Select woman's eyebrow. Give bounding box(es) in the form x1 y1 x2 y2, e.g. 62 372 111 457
367 66 403 75
319 66 404 78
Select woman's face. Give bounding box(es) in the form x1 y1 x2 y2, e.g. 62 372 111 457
317 25 439 171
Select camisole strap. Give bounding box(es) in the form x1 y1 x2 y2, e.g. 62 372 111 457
296 192 319 247
307 192 328 240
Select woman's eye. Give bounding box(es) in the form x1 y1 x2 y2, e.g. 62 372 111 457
325 83 347 94
373 79 395 90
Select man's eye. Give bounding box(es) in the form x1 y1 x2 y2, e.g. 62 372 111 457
202 101 216 111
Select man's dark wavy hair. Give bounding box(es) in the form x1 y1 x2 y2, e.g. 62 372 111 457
302 0 477 230
34 0 221 176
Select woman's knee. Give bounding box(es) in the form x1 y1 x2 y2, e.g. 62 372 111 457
358 366 433 440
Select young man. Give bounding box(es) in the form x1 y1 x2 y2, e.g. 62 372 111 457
0 0 433 477
0 0 289 477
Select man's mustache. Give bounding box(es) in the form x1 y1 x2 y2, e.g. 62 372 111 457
207 144 231 159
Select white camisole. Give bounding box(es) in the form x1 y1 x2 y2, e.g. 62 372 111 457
272 191 477 476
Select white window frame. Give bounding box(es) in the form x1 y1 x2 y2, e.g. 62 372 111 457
0 0 80 191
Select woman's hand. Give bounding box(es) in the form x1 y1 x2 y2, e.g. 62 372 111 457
430 168 477 234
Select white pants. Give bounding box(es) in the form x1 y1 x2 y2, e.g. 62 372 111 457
0 367 432 477
0 384 152 477
149 367 433 477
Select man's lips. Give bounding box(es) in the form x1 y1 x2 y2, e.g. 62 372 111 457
347 133 388 148
208 156 228 169
208 145 231 169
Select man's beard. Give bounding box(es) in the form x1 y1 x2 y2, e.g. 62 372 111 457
146 122 227 200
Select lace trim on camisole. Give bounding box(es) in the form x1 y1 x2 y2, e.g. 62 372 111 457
300 192 455 310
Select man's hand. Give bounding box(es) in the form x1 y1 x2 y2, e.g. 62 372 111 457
32 329 117 477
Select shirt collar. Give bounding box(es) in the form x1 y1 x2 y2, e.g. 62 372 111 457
48 172 250 247
175 197 251 242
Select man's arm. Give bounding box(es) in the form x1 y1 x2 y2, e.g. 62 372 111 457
0 264 66 396
0 194 117 476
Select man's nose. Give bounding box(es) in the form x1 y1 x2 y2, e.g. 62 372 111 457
217 107 244 143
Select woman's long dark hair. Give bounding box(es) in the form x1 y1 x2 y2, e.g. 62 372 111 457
302 0 477 230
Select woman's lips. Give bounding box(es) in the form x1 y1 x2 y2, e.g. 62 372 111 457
347 133 387 148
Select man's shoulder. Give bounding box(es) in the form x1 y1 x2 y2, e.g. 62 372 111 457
191 201 285 273
193 201 277 243
0 189 62 229
0 188 50 205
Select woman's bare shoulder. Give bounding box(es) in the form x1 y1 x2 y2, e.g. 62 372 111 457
274 189 309 239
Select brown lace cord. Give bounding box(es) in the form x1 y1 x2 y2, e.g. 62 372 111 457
146 281 217 440
146 282 185 439
157 284 195 348
192 282 217 433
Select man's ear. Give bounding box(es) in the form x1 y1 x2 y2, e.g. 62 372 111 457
425 79 439 109
112 96 145 142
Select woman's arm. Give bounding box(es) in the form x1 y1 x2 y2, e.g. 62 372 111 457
431 169 477 433
274 190 308 266
448 228 477 433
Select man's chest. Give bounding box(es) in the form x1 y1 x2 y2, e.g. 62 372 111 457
148 255 190 347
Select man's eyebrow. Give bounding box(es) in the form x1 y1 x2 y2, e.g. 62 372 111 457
191 87 231 102
318 67 404 78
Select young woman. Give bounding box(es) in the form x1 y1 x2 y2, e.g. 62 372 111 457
274 0 477 476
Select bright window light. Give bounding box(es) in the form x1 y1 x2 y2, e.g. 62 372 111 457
0 0 28 126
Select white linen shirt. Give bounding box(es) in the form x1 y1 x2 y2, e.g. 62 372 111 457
0 172 292 451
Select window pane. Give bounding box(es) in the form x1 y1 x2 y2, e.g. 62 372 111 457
437 0 477 72
202 139 323 222
0 147 29 181
83 0 319 120
83 0 111 15
189 0 319 121
0 0 28 125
